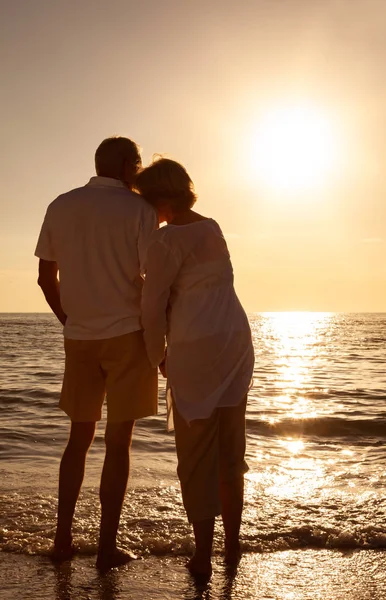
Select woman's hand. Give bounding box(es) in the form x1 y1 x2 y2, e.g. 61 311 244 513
159 358 167 378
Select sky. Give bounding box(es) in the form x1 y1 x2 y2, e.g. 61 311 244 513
1 0 386 312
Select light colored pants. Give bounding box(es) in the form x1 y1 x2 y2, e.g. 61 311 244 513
173 397 248 522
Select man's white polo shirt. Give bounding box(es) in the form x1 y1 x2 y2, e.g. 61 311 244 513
35 176 158 340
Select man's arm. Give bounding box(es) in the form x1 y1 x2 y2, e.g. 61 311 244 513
37 259 67 326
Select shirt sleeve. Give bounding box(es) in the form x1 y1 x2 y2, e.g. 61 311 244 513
34 207 56 261
138 206 158 277
141 236 182 367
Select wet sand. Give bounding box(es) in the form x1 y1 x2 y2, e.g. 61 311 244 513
1 549 386 600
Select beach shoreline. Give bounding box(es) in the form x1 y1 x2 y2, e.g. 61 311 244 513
1 549 386 600
2 313 386 598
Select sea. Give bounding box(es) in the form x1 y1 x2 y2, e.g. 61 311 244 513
1 312 386 600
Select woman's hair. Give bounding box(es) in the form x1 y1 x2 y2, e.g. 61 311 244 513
135 157 197 212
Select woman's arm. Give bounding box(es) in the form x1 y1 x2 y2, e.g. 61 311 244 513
141 237 182 367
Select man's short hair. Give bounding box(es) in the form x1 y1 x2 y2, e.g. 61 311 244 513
95 137 141 179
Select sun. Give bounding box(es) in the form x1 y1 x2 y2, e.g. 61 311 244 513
248 102 339 194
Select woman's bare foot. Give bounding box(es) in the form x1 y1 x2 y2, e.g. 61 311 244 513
96 548 138 571
51 543 75 562
186 555 212 580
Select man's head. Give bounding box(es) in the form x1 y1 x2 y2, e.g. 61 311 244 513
95 137 142 189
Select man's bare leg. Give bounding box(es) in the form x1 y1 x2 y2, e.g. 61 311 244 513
53 421 96 559
220 476 244 565
97 420 135 570
186 518 215 578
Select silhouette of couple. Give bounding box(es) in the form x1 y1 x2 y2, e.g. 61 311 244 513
35 137 254 578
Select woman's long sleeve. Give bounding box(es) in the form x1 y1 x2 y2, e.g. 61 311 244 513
141 238 182 367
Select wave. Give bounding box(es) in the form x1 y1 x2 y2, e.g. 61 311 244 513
247 416 386 438
2 523 386 557
1 490 386 558
1 388 60 401
242 526 386 553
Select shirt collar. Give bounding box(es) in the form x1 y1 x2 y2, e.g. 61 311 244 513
87 176 127 189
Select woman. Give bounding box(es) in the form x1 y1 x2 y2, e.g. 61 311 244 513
136 158 254 578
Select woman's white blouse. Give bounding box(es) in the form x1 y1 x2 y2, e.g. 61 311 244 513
141 219 254 424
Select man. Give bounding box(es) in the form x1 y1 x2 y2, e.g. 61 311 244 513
35 137 158 570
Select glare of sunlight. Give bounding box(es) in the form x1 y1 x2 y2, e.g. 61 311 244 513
264 311 332 335
288 396 318 420
341 449 355 457
245 453 328 501
245 312 337 503
262 415 279 425
248 102 340 194
258 312 334 421
266 457 326 499
279 438 305 455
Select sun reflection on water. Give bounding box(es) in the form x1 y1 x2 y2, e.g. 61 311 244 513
247 312 335 503
279 438 304 454
246 450 327 501
256 311 334 420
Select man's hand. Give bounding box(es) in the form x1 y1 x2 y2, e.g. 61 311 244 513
38 259 67 326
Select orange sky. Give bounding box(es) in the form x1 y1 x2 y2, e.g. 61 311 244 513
1 0 386 312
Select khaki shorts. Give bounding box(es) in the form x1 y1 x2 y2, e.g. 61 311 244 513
60 331 158 423
173 397 248 523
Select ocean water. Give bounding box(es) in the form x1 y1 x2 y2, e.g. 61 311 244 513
1 311 386 565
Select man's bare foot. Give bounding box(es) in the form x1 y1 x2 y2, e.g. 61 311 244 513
186 555 212 580
225 542 242 566
50 543 75 562
96 548 138 572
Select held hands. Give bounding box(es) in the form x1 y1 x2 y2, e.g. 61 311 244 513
159 358 167 378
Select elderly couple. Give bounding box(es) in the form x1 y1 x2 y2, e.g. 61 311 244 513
35 137 254 577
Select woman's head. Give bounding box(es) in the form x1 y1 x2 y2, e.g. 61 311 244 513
135 158 197 220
